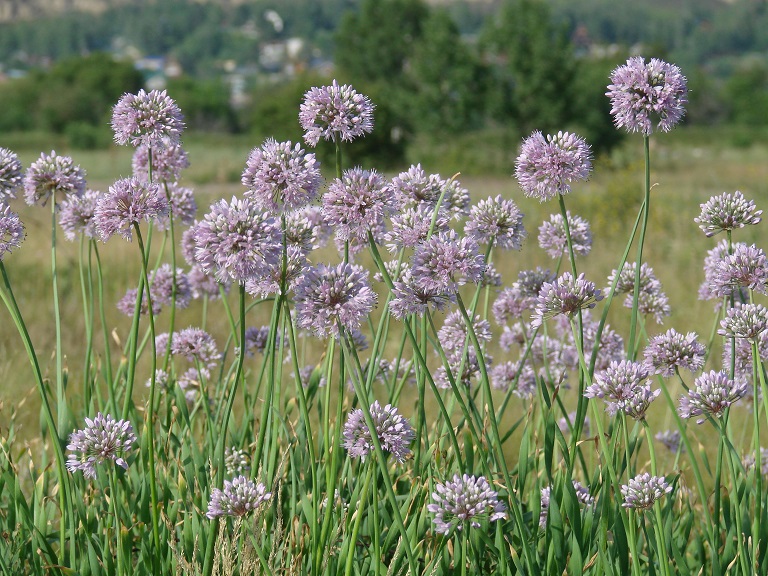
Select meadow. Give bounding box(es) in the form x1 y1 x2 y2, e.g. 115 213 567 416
2 69 768 575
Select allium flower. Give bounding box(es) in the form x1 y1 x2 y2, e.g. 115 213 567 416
384 204 448 253
150 264 192 309
244 244 308 298
644 328 706 377
410 230 485 295
492 287 530 322
514 131 592 202
428 474 507 534
0 147 22 202
132 143 189 183
224 447 250 476
465 195 526 250
709 243 768 297
655 430 684 453
679 370 748 424
695 191 762 237
194 196 282 285
112 89 184 149
95 177 169 241
539 481 594 528
620 382 661 420
698 240 745 303
342 401 414 462
606 57 687 135
538 211 592 259
389 269 455 319
491 360 537 397
242 138 322 212
438 310 492 364
58 189 101 240
24 151 86 206
724 330 768 388
531 272 603 329
607 262 671 323
0 205 25 260
439 178 471 220
323 167 394 242
294 262 377 338
66 413 136 479
585 359 650 408
155 182 197 231
391 164 444 208
170 327 221 369
188 265 228 300
243 326 278 356
283 210 322 253
621 473 672 510
116 287 161 317
206 475 271 519
743 448 768 477
299 80 374 146
719 302 768 341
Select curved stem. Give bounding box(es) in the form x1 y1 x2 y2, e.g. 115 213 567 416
628 135 651 357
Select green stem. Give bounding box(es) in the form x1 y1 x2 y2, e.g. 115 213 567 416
628 135 651 357
51 199 68 442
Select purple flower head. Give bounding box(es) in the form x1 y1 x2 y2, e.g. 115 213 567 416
531 272 603 329
538 211 592 259
170 327 221 369
58 189 101 241
95 177 169 241
644 328 706 377
283 210 322 253
194 196 282 285
695 191 762 237
132 143 189 183
655 429 684 453
0 205 25 260
586 359 650 404
719 302 768 341
224 447 250 477
438 310 492 365
606 57 687 135
389 269 455 319
679 370 748 424
24 151 85 206
435 349 489 390
724 330 768 388
515 131 592 202
492 287 531 323
428 474 507 534
294 262 377 338
384 203 449 253
606 262 671 323
244 244 308 298
619 382 661 420
0 147 22 202
440 177 471 220
466 194 526 250
491 360 537 398
150 264 192 309
243 326 279 356
116 286 162 317
710 243 768 297
342 400 414 462
188 265 229 301
391 163 444 208
112 89 184 149
698 239 731 302
539 481 594 529
743 448 768 477
155 182 197 231
299 80 374 146
621 473 672 510
66 413 136 479
242 138 322 212
206 475 271 519
410 229 485 295
323 167 394 243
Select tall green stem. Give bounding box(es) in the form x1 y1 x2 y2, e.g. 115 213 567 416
628 135 651 357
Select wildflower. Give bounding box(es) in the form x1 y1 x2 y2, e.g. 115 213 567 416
531 272 603 329
724 330 768 388
585 360 651 413
621 473 672 510
244 245 308 298
155 182 197 231
514 130 592 202
170 327 221 369
0 147 22 202
242 138 322 212
66 413 136 479
709 243 768 297
643 328 706 377
465 195 526 250
679 370 748 424
539 481 594 528
0 205 25 260
132 143 189 183
283 210 322 253
620 382 661 420
194 196 282 285
439 177 471 220
323 167 394 242
294 262 377 338
111 89 184 149
224 447 250 476
243 326 278 356
24 151 85 206
438 311 492 364
743 448 768 477
410 229 485 295
342 401 414 462
719 302 768 341
299 80 374 146
391 164 444 208
492 287 530 322
491 360 537 397
95 177 169 241
655 430 684 454
606 57 687 135
206 475 271 519
695 191 762 237
428 474 507 534
188 265 228 301
58 189 101 240
538 211 592 259
384 204 448 253
150 264 192 309
389 269 455 319
116 287 161 317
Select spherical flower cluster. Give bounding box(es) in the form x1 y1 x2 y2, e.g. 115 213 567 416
606 57 688 135
678 370 748 424
169 327 221 369
132 143 189 183
188 265 228 301
58 189 101 240
643 328 706 377
95 177 169 241
709 243 768 297
410 229 485 295
743 448 768 477
438 310 492 363
491 360 536 397
206 475 271 519
585 360 658 419
698 240 735 303
323 167 393 242
465 195 526 250
718 302 768 341
620 473 672 510
0 205 25 260
299 80 374 146
539 481 594 529
655 429 684 454
606 261 671 323
155 182 197 231
0 147 22 202
384 204 448 253
538 211 592 259
150 264 192 309
724 330 768 388
242 138 322 212
24 151 86 206
66 413 136 479
515 130 592 202
391 163 444 208
428 474 507 534
437 177 471 220
224 447 250 476
193 196 282 285
116 287 162 317
389 269 455 319
342 400 414 462
294 262 377 338
695 190 762 237
244 244 308 298
531 272 603 329
112 89 184 148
